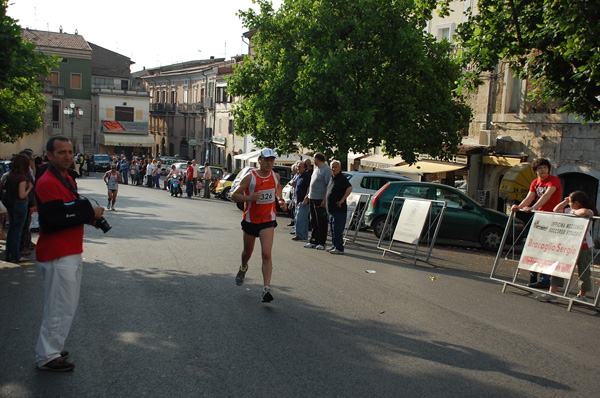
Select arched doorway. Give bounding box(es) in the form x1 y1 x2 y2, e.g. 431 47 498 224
559 172 598 206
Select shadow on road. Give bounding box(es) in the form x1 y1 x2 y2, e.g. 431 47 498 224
0 257 572 397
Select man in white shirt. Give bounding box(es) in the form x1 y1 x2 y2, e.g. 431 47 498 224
202 162 212 198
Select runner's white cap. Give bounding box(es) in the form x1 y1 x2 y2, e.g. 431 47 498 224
260 148 276 158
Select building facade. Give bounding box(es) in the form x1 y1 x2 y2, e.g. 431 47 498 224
427 0 600 214
141 58 248 169
1 28 92 159
89 42 151 157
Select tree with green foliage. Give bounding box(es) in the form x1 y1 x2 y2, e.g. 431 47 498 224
446 0 600 121
1 0 58 143
228 0 471 164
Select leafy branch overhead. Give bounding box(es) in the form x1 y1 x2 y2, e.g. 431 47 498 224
1 0 58 143
452 0 600 121
228 0 471 164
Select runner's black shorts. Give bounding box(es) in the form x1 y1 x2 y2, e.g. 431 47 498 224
241 220 277 237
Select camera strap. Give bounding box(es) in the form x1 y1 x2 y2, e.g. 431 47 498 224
47 164 80 199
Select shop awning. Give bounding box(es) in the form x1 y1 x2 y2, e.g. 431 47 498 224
100 134 155 147
233 150 261 161
482 155 524 167
246 152 314 165
348 152 368 161
360 154 404 169
385 160 466 175
499 162 535 201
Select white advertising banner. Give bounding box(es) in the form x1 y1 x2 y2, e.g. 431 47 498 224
345 193 369 228
518 212 589 279
393 199 431 244
345 193 362 228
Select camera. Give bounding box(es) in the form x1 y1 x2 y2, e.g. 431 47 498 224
96 216 112 233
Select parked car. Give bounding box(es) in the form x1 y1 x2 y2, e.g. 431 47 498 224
198 166 225 183
172 162 189 174
282 170 411 215
231 166 289 211
231 167 254 210
0 160 11 175
91 154 111 172
345 171 412 194
159 157 178 175
363 181 524 251
215 172 238 200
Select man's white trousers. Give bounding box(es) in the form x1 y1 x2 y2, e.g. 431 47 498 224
35 254 82 366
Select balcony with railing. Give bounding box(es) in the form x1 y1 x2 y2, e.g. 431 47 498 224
150 103 176 113
177 103 205 114
92 87 149 97
41 81 65 97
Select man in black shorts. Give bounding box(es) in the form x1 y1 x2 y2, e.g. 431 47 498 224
230 149 286 302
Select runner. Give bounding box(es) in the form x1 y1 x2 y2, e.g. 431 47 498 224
103 164 122 210
231 148 286 302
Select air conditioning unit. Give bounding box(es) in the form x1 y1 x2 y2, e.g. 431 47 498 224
479 130 497 147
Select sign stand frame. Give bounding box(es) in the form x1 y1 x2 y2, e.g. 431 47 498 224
343 193 372 246
490 211 599 312
377 196 446 266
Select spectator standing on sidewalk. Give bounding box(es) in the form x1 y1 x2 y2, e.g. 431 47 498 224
154 161 162 189
304 152 331 250
18 150 36 257
3 154 33 263
232 148 286 303
185 161 194 198
202 162 212 198
511 158 562 289
34 136 104 372
192 160 200 196
146 159 156 188
292 160 312 241
287 163 299 227
119 155 130 185
325 160 353 254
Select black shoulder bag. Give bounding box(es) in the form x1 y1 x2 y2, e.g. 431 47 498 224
36 165 95 234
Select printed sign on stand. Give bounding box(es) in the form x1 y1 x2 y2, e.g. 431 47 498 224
392 199 432 244
345 193 363 229
378 197 445 265
517 212 588 279
343 193 371 244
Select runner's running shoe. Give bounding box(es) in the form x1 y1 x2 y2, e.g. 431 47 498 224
236 266 247 286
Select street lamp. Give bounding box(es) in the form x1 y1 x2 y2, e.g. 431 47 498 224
63 101 84 143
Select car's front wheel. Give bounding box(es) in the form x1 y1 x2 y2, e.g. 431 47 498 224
479 226 504 251
221 187 231 201
373 216 392 239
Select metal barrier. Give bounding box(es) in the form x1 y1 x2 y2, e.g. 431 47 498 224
343 193 372 245
490 210 599 312
377 197 446 266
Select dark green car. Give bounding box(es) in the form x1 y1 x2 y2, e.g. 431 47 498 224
363 181 524 251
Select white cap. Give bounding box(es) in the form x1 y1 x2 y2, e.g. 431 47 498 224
260 148 276 158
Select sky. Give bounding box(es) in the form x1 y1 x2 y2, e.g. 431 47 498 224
7 0 283 72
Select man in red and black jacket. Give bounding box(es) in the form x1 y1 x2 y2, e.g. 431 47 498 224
34 136 104 372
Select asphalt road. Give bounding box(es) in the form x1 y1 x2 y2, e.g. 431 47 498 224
1 174 599 397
